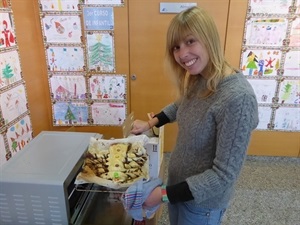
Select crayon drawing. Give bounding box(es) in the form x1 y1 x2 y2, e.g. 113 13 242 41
39 0 80 11
297 0 300 13
284 51 300 77
257 106 272 130
0 84 28 125
46 46 84 71
0 134 8 166
89 74 126 100
0 12 16 49
278 80 300 104
250 0 292 14
6 115 33 156
0 0 9 8
241 49 281 76
53 102 88 125
50 75 87 100
86 31 115 73
289 18 300 47
247 79 277 103
245 18 287 46
42 15 82 43
0 50 22 88
91 102 126 125
274 107 300 131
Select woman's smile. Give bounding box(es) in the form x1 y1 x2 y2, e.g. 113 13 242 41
184 58 197 67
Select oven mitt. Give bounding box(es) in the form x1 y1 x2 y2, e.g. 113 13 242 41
121 177 163 221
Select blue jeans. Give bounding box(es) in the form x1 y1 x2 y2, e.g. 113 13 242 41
168 202 226 225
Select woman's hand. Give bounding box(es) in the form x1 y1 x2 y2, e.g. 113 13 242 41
131 120 150 134
143 186 162 208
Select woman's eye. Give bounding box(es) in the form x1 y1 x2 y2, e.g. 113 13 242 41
173 46 179 51
187 39 195 45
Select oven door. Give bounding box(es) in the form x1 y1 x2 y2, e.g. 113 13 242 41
72 185 133 225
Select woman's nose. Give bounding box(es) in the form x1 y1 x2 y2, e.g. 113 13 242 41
178 46 189 58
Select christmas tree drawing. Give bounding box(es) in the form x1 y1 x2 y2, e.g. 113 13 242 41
65 105 76 124
2 63 14 85
89 40 113 71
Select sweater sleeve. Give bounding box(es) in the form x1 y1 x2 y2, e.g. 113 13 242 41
186 93 258 203
154 101 180 127
161 102 179 123
166 181 194 204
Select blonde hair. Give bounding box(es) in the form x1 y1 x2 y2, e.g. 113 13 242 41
165 6 232 98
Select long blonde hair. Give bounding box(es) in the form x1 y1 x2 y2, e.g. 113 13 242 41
165 6 232 98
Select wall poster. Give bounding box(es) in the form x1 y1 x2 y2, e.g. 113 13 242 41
241 0 300 131
0 1 33 165
38 0 127 127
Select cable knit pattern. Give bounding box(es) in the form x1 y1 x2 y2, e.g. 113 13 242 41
163 72 259 209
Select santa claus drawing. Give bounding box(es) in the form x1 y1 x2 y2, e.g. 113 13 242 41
2 19 15 47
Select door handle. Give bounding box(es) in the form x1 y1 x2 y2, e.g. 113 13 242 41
131 74 137 80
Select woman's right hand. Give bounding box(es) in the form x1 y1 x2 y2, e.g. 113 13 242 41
130 120 151 135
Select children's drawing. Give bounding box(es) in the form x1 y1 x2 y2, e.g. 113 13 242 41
53 102 88 125
256 106 272 130
0 134 8 166
89 74 126 100
86 31 115 73
91 102 126 125
242 1 300 132
46 46 84 71
0 12 16 49
39 0 81 11
245 18 287 46
83 7 114 30
0 50 22 88
274 107 300 131
250 0 292 14
84 0 124 6
0 84 28 125
6 115 33 156
0 0 9 8
289 18 300 47
50 75 86 100
278 80 300 104
241 49 281 76
247 79 277 103
42 15 82 43
284 51 300 77
297 0 300 13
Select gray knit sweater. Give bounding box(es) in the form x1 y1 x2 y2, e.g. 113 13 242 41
163 72 259 209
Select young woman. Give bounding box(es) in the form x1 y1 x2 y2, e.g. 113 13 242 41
131 6 259 225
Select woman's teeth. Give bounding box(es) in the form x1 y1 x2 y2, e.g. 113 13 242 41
185 59 196 67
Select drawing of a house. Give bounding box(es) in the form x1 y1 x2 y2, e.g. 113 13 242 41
55 85 71 100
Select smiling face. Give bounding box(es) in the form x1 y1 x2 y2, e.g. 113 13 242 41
172 34 209 76
165 7 226 97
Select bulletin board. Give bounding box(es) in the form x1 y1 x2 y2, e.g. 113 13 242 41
0 0 33 165
38 0 127 127
241 0 300 132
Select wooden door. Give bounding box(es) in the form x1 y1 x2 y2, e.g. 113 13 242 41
128 0 230 151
